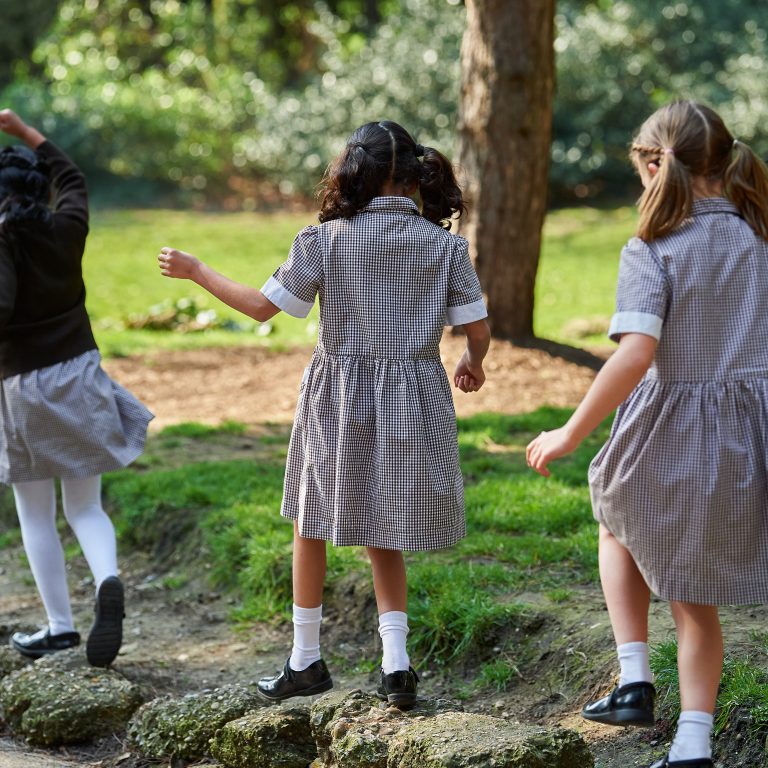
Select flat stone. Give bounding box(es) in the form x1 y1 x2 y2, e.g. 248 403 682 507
388 711 593 767
210 705 315 768
127 682 264 761
0 649 143 747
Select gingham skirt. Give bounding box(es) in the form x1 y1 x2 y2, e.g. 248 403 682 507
0 350 153 484
589 376 768 606
281 349 465 551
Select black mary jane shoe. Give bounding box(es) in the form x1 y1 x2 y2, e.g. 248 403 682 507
10 627 81 659
86 576 125 668
581 681 656 727
257 658 333 702
649 755 713 768
377 667 419 708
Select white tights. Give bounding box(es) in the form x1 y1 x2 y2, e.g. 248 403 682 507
12 476 118 635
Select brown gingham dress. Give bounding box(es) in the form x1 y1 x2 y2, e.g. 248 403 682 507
261 197 487 551
589 197 768 605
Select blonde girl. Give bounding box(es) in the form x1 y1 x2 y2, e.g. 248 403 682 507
527 101 768 768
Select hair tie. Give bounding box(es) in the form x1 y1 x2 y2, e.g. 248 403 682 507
414 144 425 158
663 147 675 155
733 138 740 148
348 142 367 152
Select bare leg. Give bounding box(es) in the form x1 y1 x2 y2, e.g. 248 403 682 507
292 521 327 607
671 601 722 713
599 524 650 644
367 546 407 613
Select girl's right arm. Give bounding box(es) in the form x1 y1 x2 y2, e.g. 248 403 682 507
158 247 280 323
454 318 490 392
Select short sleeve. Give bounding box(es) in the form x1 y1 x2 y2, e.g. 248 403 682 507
446 238 487 326
261 226 323 318
608 238 669 343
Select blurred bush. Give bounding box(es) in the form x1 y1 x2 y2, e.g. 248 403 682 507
1 0 767 204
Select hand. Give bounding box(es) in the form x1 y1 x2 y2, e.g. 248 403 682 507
158 247 201 280
453 349 485 392
0 109 28 139
525 427 580 477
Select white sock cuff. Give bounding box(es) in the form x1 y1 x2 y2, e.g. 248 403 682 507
292 604 322 624
379 610 408 631
617 641 649 655
678 711 715 727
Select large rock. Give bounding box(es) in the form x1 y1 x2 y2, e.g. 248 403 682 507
309 690 592 768
210 705 316 768
310 689 463 768
389 712 593 768
0 649 143 747
127 682 264 761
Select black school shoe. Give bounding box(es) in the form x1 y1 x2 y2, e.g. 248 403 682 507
377 667 419 708
10 627 81 658
257 658 333 702
649 755 713 768
86 576 124 667
581 681 656 727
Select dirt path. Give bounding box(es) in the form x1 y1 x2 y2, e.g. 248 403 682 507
102 335 600 429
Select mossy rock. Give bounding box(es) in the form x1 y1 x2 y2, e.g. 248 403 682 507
387 712 593 768
210 705 315 768
0 646 30 680
0 649 143 747
127 682 264 761
310 689 463 768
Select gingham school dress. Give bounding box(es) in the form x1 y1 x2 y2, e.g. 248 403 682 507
261 196 487 551
589 197 768 606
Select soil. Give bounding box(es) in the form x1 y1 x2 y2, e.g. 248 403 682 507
0 338 759 768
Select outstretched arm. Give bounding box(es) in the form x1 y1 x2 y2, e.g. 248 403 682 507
526 332 657 477
158 247 280 323
453 318 490 392
0 109 46 149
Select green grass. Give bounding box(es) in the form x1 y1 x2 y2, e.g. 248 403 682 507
651 641 768 736
95 409 606 668
81 206 636 356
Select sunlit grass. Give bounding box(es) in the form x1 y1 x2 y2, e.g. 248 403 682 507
83 206 636 356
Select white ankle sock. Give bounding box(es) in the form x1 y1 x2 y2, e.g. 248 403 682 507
289 604 322 671
379 610 410 674
669 710 714 761
617 641 652 686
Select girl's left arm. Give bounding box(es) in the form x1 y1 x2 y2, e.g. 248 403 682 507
158 247 280 323
526 332 657 477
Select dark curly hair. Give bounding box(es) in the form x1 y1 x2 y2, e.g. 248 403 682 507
318 120 465 230
0 145 51 227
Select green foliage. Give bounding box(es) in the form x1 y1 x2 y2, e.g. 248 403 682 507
553 0 768 199
651 641 768 736
0 0 58 86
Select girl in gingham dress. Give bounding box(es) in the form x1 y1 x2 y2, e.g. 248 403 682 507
0 110 153 667
528 101 768 768
158 120 490 707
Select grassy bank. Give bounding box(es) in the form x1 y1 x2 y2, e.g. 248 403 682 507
83 206 636 356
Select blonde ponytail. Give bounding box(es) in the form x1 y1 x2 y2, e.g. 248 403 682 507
725 140 768 240
635 148 694 241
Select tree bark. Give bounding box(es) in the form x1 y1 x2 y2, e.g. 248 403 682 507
457 0 555 341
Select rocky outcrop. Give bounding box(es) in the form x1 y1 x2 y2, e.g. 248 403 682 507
210 705 316 768
0 647 29 680
0 649 143 747
127 682 265 761
210 689 593 768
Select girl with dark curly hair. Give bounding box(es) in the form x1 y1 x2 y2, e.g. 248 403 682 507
0 109 153 667
157 119 490 706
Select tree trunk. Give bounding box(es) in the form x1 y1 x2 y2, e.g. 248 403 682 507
457 0 555 341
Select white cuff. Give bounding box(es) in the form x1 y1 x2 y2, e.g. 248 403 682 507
446 299 488 326
261 275 314 318
609 311 663 342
